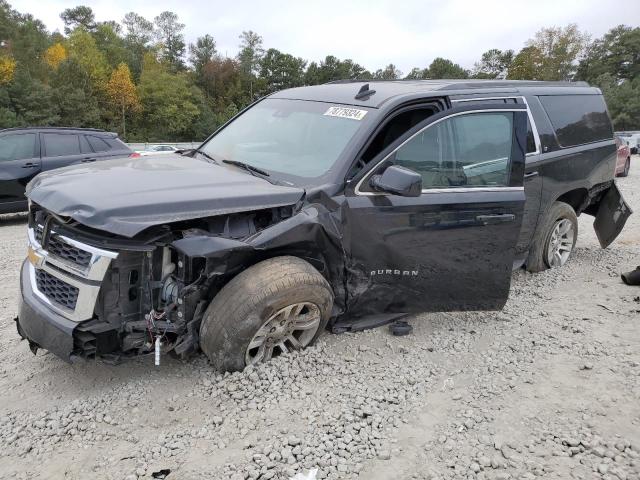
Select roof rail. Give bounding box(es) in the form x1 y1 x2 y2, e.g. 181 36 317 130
0 126 109 133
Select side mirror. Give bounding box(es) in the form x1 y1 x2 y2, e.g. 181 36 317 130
369 165 422 197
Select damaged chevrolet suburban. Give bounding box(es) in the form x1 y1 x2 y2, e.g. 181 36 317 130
16 80 631 371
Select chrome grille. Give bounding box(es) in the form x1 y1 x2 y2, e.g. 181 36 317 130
35 226 92 269
28 223 118 322
35 269 79 310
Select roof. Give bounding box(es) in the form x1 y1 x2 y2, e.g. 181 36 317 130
271 79 596 109
0 126 115 136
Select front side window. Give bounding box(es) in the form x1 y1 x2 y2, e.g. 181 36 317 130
43 133 81 157
201 99 371 180
0 133 36 162
392 112 514 189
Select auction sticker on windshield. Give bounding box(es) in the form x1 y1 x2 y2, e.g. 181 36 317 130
324 106 368 120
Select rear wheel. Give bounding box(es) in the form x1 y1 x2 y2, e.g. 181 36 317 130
526 201 578 272
199 256 333 372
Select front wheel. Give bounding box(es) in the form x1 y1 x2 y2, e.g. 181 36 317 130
199 256 334 372
526 201 578 272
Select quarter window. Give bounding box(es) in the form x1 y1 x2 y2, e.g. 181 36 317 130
392 112 514 189
0 134 36 162
539 95 613 148
43 133 81 157
87 135 111 152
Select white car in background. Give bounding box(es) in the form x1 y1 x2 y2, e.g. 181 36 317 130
138 144 179 156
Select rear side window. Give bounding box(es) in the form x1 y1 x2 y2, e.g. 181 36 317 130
86 135 111 152
105 138 129 151
0 134 37 161
539 95 613 148
43 133 81 157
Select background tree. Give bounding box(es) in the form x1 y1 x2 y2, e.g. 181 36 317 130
121 12 154 79
515 24 589 80
507 46 544 79
60 5 95 34
259 48 306 93
106 63 140 139
189 34 217 78
44 43 66 69
473 49 514 79
425 57 468 79
373 63 401 80
237 30 264 98
154 11 186 71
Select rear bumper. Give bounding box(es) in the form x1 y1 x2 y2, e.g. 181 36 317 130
16 260 76 362
592 182 632 248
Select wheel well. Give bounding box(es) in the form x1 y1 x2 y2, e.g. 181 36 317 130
556 188 589 214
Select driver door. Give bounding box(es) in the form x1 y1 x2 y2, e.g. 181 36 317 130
344 103 528 315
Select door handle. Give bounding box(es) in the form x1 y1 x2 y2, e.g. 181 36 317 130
81 158 97 163
21 162 38 168
476 214 515 225
524 171 539 179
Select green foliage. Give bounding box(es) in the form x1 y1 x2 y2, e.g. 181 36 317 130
60 6 96 34
425 58 468 79
259 48 306 93
473 49 514 79
154 11 186 72
135 57 198 140
0 2 639 138
509 24 589 81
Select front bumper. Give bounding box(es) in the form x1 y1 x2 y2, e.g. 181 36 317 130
17 260 77 362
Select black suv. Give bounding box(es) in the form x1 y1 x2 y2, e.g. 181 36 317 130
0 127 134 214
16 80 631 371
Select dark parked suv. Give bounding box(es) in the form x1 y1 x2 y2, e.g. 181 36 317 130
16 80 631 371
0 127 135 214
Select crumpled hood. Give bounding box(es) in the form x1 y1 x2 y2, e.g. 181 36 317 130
26 154 305 238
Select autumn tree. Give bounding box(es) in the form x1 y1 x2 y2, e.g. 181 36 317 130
0 55 16 84
106 63 140 139
44 43 66 69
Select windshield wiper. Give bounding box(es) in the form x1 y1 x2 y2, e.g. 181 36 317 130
190 149 220 164
222 159 270 177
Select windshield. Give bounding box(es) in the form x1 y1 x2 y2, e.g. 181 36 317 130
200 98 372 180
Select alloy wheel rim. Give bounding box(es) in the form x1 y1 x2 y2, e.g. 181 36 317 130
546 218 575 268
245 302 321 366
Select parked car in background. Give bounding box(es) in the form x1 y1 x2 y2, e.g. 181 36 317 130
0 127 137 214
615 135 631 177
138 144 178 156
617 132 640 155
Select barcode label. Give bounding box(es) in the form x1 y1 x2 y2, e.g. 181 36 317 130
324 106 368 120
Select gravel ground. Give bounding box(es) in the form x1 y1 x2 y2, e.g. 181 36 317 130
0 161 639 480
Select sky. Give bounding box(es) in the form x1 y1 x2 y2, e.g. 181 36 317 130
12 0 640 73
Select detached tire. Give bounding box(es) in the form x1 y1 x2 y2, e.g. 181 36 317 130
526 201 578 273
199 256 333 372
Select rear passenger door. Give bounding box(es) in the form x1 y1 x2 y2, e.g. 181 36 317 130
41 132 94 171
345 103 529 314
